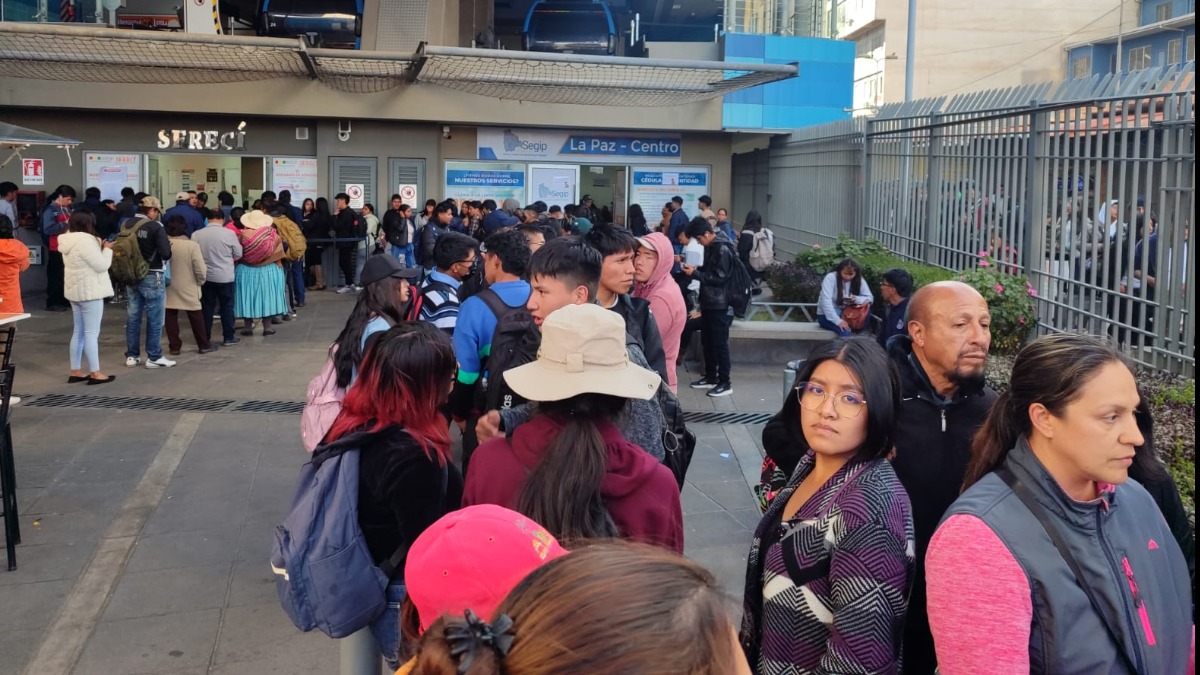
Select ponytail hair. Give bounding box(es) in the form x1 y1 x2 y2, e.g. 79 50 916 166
962 333 1129 491
515 393 625 545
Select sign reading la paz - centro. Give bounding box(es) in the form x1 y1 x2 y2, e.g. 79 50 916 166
157 127 247 152
478 128 682 165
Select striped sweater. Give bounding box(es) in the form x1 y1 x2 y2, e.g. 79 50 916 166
741 453 915 674
416 272 462 333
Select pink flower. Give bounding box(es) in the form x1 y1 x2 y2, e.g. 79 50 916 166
1019 316 1027 324
978 260 990 267
978 250 991 257
995 284 1005 294
812 244 821 249
1027 287 1038 297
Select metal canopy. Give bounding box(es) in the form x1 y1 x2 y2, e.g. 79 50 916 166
0 121 81 168
0 22 797 104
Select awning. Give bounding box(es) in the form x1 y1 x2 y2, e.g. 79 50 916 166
0 121 82 168
0 22 797 104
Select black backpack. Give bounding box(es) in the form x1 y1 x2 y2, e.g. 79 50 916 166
723 242 754 319
474 288 540 413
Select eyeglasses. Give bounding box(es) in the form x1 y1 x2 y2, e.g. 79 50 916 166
794 382 867 418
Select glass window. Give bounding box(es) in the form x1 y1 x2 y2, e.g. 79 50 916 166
1128 46 1152 71
1168 39 1182 64
1155 2 1173 21
1187 35 1195 62
1072 55 1092 79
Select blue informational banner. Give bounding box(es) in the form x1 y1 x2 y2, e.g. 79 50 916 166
627 166 711 216
444 161 527 204
478 127 682 165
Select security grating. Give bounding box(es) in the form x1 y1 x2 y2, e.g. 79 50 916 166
24 393 235 413
684 411 773 425
232 400 306 415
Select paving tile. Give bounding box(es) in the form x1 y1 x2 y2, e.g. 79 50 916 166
682 510 754 550
226 558 279 609
73 608 221 675
126 528 240 573
22 479 135 517
47 457 153 486
0 579 72 632
103 564 232 621
687 543 752 596
209 647 340 675
0 628 42 675
7 509 111 546
692 478 758 512
212 602 331 666
729 506 768 532
142 495 248 536
0 541 93 586
680 482 723 516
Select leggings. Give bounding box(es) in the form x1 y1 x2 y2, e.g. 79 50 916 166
70 299 104 372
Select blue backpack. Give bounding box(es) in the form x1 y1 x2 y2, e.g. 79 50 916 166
270 432 406 638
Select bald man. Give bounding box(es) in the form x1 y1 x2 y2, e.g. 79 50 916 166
888 281 999 675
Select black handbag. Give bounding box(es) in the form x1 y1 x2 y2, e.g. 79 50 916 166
657 383 695 491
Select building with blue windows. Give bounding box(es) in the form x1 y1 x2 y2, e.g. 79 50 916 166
1066 0 1194 79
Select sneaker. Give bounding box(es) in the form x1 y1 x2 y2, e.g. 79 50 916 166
222 337 242 347
707 383 733 397
145 356 177 369
336 286 355 295
125 356 140 367
690 378 717 389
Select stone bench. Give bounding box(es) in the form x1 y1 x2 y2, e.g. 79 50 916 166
728 320 838 364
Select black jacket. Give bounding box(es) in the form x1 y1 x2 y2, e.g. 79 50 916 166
125 216 172 270
609 294 668 383
382 209 410 247
888 335 997 675
420 222 448 266
877 297 910 348
334 208 361 246
315 425 462 566
693 232 736 311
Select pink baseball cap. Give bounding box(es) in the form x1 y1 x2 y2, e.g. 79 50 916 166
404 505 568 631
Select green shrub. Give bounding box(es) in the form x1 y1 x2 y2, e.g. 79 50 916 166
956 252 1037 354
764 261 824 303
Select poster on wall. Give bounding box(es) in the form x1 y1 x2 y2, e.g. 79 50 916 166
444 161 526 204
478 128 682 165
627 165 710 216
84 153 142 201
270 157 319 205
527 164 579 206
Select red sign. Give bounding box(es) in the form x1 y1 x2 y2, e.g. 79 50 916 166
22 159 44 186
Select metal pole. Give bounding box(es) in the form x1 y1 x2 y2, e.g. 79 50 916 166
1115 0 1125 85
339 630 381 675
905 0 916 102
899 0 917 248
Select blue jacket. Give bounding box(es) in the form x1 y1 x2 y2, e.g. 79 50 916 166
481 210 517 235
162 200 205 237
940 439 1192 674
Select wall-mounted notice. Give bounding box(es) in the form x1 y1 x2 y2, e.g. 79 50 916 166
627 165 710 215
444 161 526 204
270 157 319 205
85 153 142 201
527 164 579 205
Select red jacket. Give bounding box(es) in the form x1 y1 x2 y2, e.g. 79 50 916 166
463 415 683 553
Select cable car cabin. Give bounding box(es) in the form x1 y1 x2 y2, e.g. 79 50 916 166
257 0 362 49
522 0 617 56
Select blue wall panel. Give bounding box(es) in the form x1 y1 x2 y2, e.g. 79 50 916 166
723 33 854 130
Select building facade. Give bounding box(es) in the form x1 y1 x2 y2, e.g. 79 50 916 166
1066 0 1194 79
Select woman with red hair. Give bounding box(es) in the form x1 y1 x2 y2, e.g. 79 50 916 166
315 321 462 669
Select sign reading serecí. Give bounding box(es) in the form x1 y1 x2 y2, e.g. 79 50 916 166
157 127 247 152
478 127 682 164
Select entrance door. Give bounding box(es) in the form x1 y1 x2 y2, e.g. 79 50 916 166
330 157 376 208
526 164 579 206
388 158 426 207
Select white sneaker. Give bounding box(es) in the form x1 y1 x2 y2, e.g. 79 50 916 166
336 286 354 295
8 396 20 406
145 356 177 369
125 356 140 367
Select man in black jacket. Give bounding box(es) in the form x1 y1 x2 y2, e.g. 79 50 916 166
584 223 669 381
333 192 361 292
420 203 453 273
681 217 735 397
123 197 175 369
382 195 416 268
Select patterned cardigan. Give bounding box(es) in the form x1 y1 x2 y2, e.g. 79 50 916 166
741 452 915 674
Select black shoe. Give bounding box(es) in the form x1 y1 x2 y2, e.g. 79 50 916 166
221 338 241 347
67 375 89 383
707 383 733 397
263 328 276 336
86 375 116 385
271 316 283 325
690 378 717 389
198 346 218 354
281 314 292 322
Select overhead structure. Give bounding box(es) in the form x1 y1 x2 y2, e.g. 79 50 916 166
0 22 798 103
0 121 82 169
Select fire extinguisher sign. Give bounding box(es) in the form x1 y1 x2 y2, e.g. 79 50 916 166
22 158 45 186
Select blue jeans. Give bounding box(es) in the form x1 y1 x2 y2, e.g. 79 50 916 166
125 272 166 360
367 581 406 670
391 243 415 269
287 260 306 306
817 314 852 338
70 299 104 372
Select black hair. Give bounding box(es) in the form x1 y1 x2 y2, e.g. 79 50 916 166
482 199 498 211
671 195 683 205
834 258 865 300
134 191 149 203
684 216 713 240
518 221 546 241
315 197 331 219
230 207 246 228
85 187 101 200
278 190 292 203
549 204 563 214
482 228 532 277
533 200 547 213
787 337 900 462
433 231 477 271
743 210 763 233
207 208 226 221
698 195 712 207
165 216 188 237
331 279 409 389
627 203 645 222
434 202 454 217
335 192 350 203
518 393 626 543
538 221 561 242
363 203 375 214
218 191 234 207
0 214 13 238
197 192 208 204
584 222 637 258
527 236 602 301
55 185 77 200
67 211 97 236
260 190 277 203
389 193 401 202
882 268 915 298
120 186 135 199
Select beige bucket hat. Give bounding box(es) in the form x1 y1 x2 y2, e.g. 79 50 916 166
240 210 274 230
503 303 661 403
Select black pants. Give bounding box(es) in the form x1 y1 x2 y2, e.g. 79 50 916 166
45 249 67 308
201 281 236 342
678 314 703 363
700 309 733 386
337 246 357 287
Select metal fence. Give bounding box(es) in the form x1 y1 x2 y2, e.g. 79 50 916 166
742 63 1196 376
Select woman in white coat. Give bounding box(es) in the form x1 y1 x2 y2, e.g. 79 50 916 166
59 211 115 384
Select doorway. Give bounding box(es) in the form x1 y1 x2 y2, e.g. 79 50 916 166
579 165 625 225
148 153 266 210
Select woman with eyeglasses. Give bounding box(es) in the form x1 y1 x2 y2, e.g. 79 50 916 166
741 337 914 674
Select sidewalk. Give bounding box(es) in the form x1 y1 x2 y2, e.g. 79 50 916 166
0 291 782 675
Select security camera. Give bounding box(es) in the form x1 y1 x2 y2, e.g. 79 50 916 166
442 125 452 139
338 120 352 142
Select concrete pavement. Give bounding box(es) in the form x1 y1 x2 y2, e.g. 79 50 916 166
0 290 785 675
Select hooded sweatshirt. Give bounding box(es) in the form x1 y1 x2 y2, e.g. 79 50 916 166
633 232 686 390
463 415 683 553
58 231 114 303
0 238 31 313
